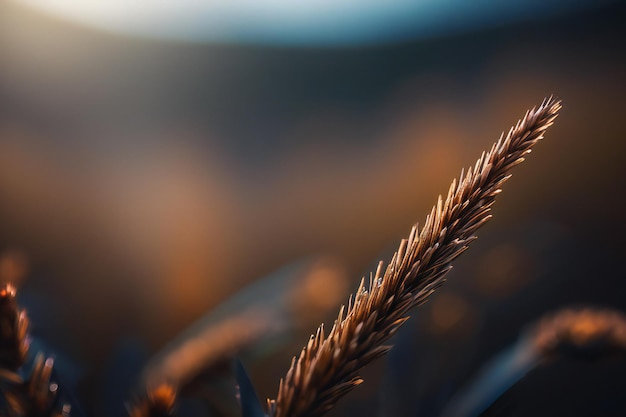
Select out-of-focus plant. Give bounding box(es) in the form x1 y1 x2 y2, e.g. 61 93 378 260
441 307 626 417
0 284 71 416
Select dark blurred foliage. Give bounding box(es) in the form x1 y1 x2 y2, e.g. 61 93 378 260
0 1 625 416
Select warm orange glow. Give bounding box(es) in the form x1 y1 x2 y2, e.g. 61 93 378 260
533 309 626 353
0 283 17 299
149 383 177 409
569 317 602 345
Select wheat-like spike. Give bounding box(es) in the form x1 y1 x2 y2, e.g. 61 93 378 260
268 97 562 417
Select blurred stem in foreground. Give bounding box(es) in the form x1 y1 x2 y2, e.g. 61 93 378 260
441 307 626 417
0 283 72 417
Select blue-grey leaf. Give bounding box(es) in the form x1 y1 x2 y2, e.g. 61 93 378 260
236 359 265 417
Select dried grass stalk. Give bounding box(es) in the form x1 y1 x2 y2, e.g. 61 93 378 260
268 97 562 417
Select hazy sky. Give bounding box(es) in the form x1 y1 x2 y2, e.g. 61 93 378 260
11 0 608 45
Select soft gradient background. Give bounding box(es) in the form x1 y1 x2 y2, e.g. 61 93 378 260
0 1 625 416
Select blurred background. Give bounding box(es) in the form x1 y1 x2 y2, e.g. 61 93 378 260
0 0 625 415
